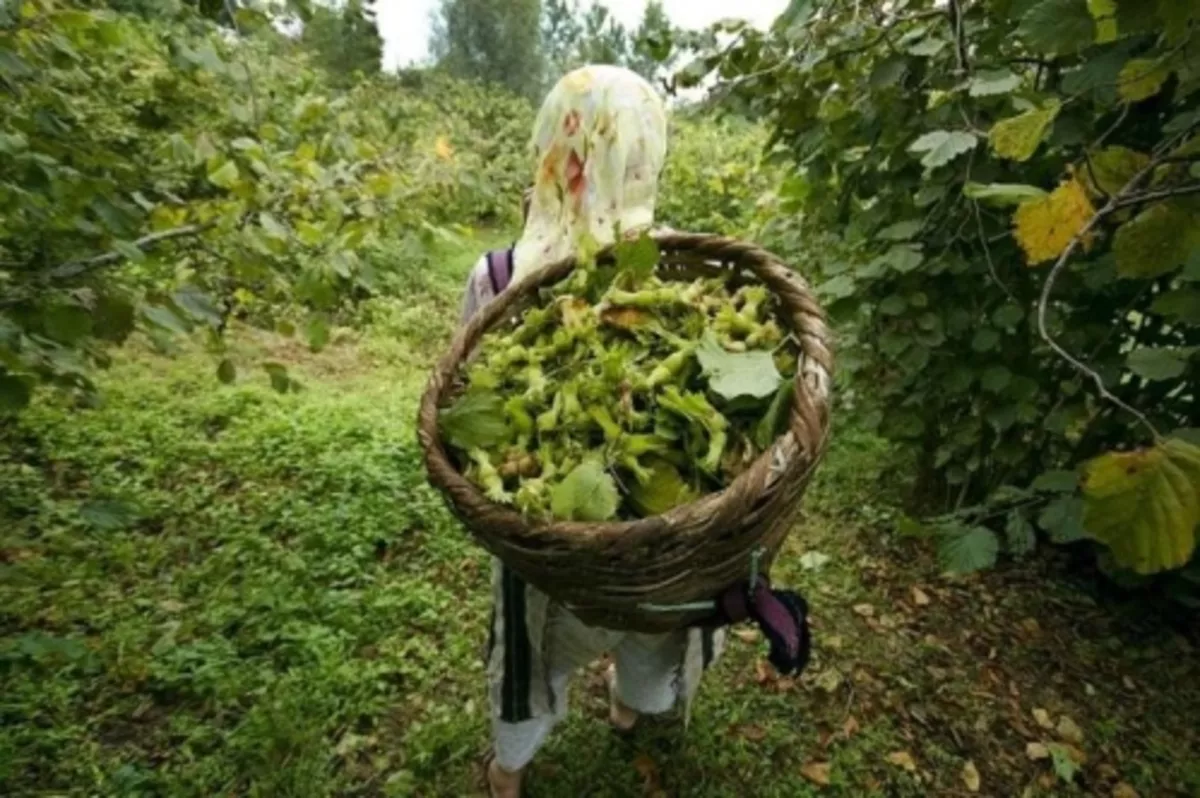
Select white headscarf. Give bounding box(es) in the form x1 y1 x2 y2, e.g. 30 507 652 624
512 65 669 282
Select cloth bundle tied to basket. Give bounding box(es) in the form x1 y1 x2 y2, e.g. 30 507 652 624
418 232 834 634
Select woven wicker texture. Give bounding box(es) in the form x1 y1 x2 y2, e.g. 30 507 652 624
418 233 834 633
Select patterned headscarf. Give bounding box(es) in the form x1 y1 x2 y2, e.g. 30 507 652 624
512 65 668 282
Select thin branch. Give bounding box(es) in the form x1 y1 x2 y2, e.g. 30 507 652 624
947 0 970 76
1091 102 1130 151
223 0 261 127
972 200 1016 302
46 224 215 281
1112 182 1200 211
1036 163 1164 442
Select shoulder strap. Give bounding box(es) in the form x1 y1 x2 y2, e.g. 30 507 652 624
486 248 514 294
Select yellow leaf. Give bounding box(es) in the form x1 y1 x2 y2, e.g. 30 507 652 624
1083 146 1149 197
990 101 1061 162
800 761 832 787
887 751 918 772
1117 58 1170 103
1013 178 1096 266
962 760 981 792
434 135 454 161
1082 439 1200 574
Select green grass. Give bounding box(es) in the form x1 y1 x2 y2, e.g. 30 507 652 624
2 231 1199 796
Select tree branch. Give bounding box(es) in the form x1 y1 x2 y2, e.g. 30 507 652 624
46 223 215 281
1035 162 1167 442
1112 182 1200 211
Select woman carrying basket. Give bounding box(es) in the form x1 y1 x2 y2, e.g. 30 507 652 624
459 66 812 798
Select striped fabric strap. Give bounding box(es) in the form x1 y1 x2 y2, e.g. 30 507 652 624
499 565 533 723
486 248 514 295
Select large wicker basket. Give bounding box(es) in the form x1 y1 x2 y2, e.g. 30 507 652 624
417 232 833 633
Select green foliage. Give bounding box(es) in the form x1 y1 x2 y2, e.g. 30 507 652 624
688 0 1200 581
0 1 535 412
659 113 778 235
540 0 676 84
299 0 383 82
430 0 545 99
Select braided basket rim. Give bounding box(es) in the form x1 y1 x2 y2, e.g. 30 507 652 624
416 231 834 629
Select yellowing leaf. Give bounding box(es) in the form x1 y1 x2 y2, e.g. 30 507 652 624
1086 0 1117 43
962 760 981 792
434 135 454 161
1082 439 1200 574
1083 146 1150 197
207 159 240 189
1013 179 1096 266
1117 58 1170 103
1113 203 1196 279
800 761 832 787
628 458 697 517
886 751 918 772
990 101 1061 162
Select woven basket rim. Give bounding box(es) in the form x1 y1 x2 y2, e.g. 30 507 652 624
417 231 834 550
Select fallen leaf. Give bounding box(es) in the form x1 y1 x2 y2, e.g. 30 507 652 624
1026 742 1051 760
887 751 918 772
1056 716 1084 744
734 627 760 643
814 668 843 693
754 659 772 684
962 760 981 793
853 603 875 618
800 761 832 787
799 551 831 571
1021 618 1042 636
842 716 861 738
1049 743 1085 783
738 724 767 742
1032 708 1054 729
1060 743 1087 765
1112 783 1140 798
633 753 661 792
911 586 932 606
824 635 844 650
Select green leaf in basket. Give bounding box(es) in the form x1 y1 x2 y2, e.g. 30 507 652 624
551 458 620 522
439 392 512 451
613 232 659 284
755 378 795 449
697 333 782 402
628 458 698 517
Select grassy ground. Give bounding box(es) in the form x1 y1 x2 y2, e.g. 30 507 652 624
2 231 1198 797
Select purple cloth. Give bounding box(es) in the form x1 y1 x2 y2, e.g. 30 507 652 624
460 249 514 325
712 577 811 677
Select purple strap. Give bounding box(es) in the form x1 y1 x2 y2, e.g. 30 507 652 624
486 248 514 294
713 576 811 677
